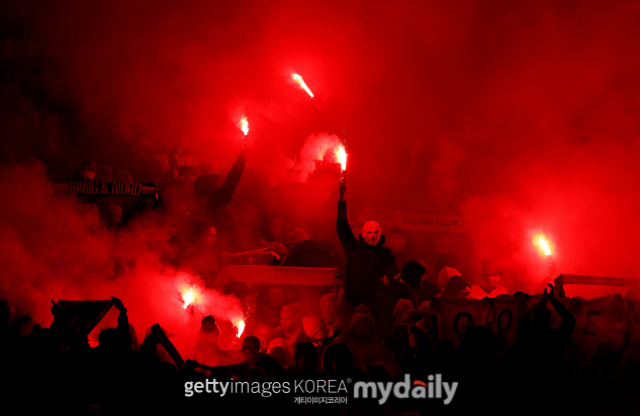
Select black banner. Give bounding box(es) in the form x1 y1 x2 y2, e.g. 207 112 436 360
53 181 159 200
152 323 185 370
50 300 114 337
175 154 226 170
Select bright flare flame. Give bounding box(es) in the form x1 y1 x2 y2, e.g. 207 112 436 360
336 146 347 171
240 117 249 135
182 287 194 309
537 236 551 256
292 74 314 98
235 319 245 338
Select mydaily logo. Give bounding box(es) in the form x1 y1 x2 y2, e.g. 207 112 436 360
353 374 458 405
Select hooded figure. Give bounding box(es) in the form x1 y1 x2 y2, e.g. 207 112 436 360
336 179 398 309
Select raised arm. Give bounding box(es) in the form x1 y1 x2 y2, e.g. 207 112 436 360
336 177 357 251
547 285 575 339
211 143 248 209
111 296 133 347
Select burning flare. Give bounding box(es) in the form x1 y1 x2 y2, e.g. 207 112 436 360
537 236 552 256
292 74 314 98
235 319 245 338
336 146 347 171
182 287 195 309
240 117 249 136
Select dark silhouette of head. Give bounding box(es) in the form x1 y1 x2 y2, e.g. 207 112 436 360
294 342 318 372
531 305 552 330
201 315 218 333
441 275 470 297
322 342 353 373
401 260 426 291
241 336 262 363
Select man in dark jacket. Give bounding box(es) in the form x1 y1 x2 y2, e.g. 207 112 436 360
336 178 398 310
193 142 248 251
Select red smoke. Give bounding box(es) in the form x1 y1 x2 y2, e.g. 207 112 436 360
2 0 640 317
0 160 244 358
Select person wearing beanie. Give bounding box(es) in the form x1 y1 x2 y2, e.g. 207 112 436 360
441 275 472 298
336 177 398 310
193 142 249 251
302 316 328 341
350 313 375 339
393 299 414 321
468 260 509 299
282 228 333 268
438 267 461 290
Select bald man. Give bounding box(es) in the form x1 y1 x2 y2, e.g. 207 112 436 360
336 177 398 309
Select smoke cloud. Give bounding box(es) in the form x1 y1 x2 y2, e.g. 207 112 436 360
2 0 640 344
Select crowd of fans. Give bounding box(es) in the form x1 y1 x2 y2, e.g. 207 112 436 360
1 27 639 416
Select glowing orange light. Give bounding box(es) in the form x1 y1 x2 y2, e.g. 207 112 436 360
240 117 248 136
539 237 551 256
535 235 552 256
336 146 347 171
292 74 314 98
235 319 245 338
182 287 194 309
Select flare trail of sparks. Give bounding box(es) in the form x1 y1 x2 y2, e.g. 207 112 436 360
292 74 314 97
